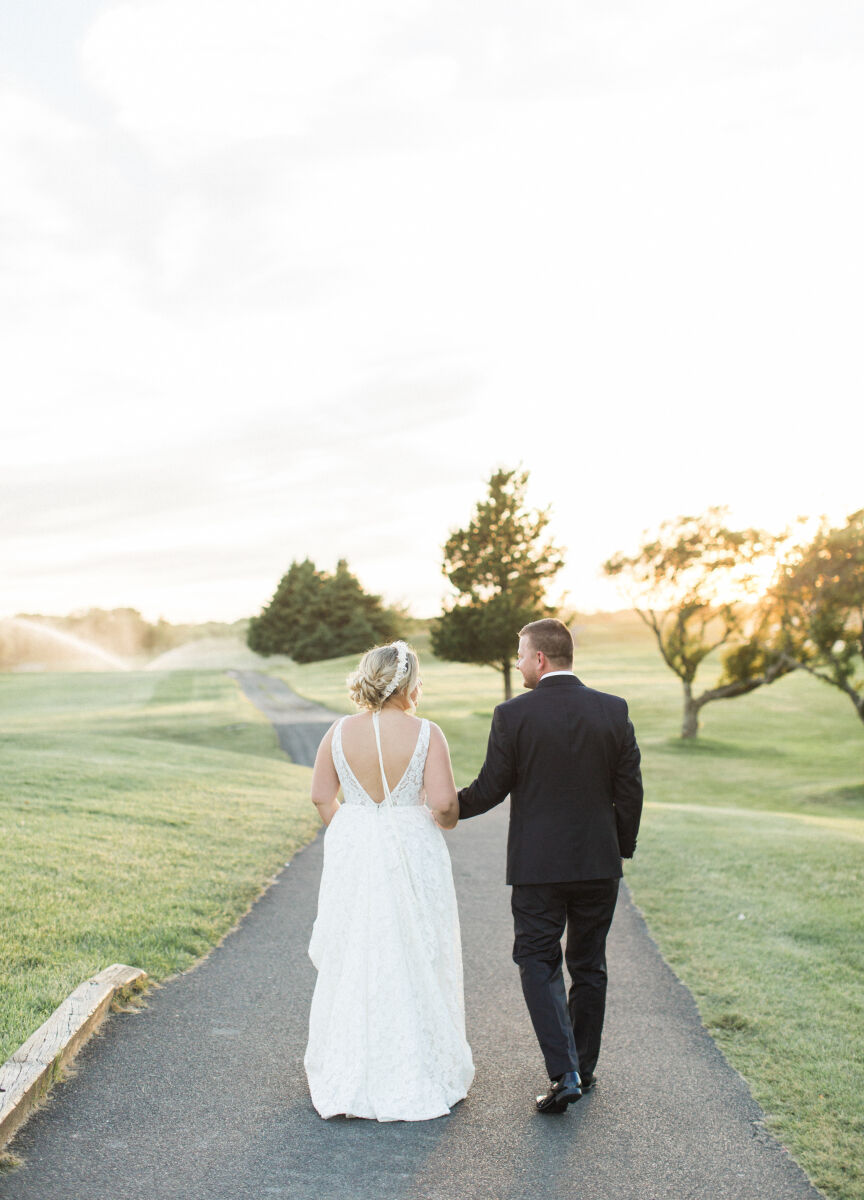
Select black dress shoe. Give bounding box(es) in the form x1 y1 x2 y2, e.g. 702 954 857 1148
535 1070 582 1113
580 1074 596 1092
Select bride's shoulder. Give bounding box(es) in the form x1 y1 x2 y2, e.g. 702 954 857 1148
424 719 448 745
336 712 368 738
326 712 362 740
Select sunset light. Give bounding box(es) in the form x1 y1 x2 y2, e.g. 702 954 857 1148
2 4 861 624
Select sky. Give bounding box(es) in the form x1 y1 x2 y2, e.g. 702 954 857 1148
2 0 862 623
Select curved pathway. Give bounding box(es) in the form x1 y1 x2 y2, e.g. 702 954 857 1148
227 669 340 765
0 673 823 1200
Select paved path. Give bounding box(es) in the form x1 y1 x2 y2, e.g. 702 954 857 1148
1 674 823 1199
228 670 339 766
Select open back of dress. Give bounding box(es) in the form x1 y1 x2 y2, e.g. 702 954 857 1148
304 714 474 1121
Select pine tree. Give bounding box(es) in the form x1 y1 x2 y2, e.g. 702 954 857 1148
248 558 397 661
432 468 565 698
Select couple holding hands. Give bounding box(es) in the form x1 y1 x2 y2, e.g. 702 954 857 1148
304 618 643 1121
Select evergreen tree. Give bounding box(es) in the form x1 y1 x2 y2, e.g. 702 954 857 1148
248 558 397 662
432 468 565 699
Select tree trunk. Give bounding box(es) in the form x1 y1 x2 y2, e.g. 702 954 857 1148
502 658 512 700
838 679 864 725
681 681 700 739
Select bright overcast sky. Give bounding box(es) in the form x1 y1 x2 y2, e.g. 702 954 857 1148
2 1 862 623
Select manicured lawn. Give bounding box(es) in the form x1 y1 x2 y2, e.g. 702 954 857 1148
272 618 864 1200
0 670 318 1067
3 624 861 1198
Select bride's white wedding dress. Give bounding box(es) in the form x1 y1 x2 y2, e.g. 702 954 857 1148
304 712 474 1121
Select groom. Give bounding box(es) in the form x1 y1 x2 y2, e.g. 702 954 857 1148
458 618 643 1113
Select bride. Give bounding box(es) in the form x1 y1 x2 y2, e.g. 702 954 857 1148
303 640 474 1121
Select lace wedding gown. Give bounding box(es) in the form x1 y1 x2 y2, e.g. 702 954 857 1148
304 713 474 1121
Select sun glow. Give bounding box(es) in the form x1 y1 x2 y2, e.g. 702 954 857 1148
2 6 861 623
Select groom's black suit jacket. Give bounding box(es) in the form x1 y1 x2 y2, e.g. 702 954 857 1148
458 674 643 885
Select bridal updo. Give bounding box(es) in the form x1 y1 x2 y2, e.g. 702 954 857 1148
347 641 420 711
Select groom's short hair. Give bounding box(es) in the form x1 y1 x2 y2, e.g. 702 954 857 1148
519 618 573 666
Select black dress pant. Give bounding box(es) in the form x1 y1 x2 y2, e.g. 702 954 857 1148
511 877 620 1081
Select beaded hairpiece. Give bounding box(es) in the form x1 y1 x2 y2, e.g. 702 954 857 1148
381 640 410 700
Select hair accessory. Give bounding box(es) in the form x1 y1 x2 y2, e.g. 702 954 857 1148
381 640 410 700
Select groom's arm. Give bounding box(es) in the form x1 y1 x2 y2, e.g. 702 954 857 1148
457 706 516 819
612 708 643 858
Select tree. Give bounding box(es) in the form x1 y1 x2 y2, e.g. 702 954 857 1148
248 558 398 662
770 509 864 725
604 507 795 738
248 559 322 657
431 468 565 699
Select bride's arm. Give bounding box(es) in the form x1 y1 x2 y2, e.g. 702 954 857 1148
310 723 341 826
423 723 459 830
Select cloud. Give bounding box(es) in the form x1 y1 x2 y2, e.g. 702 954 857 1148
78 0 864 164
3 0 863 620
1 363 486 619
79 0 429 158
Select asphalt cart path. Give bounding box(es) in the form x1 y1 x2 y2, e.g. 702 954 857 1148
0 673 823 1199
228 669 339 766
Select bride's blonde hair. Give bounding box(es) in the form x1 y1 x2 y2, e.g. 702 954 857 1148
347 642 420 711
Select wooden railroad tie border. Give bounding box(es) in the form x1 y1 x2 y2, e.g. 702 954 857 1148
0 963 149 1151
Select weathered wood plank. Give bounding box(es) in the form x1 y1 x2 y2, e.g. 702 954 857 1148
0 963 148 1149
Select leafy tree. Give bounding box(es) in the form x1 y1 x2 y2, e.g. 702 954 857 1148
604 507 794 738
247 558 397 663
431 468 565 699
770 509 864 725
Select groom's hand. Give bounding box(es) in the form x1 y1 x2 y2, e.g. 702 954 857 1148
458 708 515 818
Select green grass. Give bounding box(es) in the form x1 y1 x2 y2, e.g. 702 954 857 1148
0 670 319 1066
3 627 862 1197
627 805 862 1200
271 619 864 1200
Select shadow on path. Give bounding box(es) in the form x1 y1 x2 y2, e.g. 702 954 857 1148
0 673 824 1199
